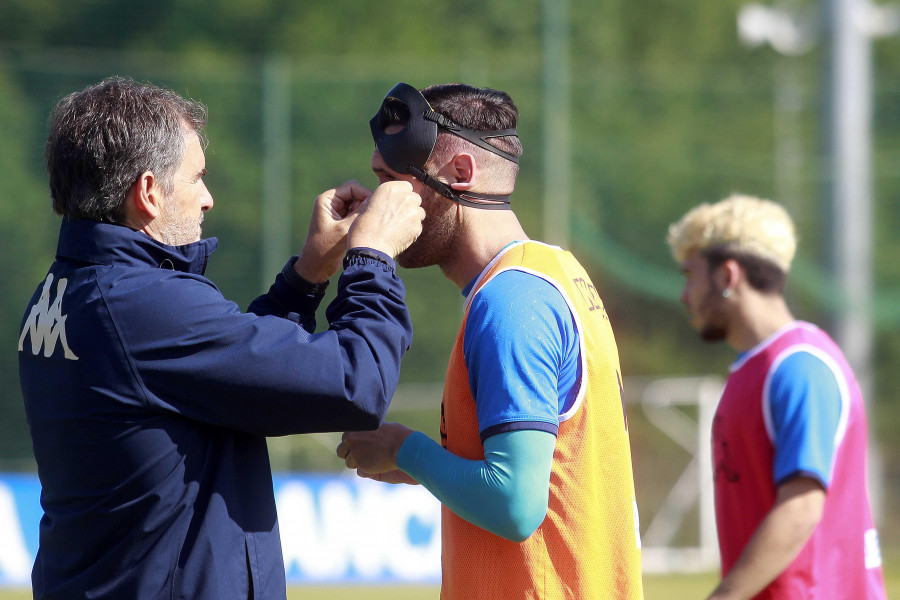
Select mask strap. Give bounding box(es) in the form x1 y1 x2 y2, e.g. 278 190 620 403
423 111 520 164
408 166 511 210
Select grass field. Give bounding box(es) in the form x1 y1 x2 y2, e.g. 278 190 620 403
283 574 723 599
1 555 894 599
292 559 896 598
283 563 897 599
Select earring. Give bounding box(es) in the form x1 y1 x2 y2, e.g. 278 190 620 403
722 289 731 299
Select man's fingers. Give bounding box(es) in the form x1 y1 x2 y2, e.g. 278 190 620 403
332 180 372 205
315 181 373 220
336 440 349 460
346 181 423 257
347 198 368 216
336 436 361 469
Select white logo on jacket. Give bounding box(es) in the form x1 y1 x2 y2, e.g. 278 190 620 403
18 273 79 360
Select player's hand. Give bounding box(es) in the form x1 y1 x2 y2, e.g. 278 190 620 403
295 180 371 282
346 181 424 258
336 422 416 475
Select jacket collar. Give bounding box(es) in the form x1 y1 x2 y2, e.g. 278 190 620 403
56 218 219 275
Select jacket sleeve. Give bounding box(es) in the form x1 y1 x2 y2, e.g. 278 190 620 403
107 252 413 436
246 256 327 334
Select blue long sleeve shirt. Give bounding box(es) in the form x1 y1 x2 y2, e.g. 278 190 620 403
17 218 413 600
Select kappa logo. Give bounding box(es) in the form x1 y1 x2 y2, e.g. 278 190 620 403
18 273 79 361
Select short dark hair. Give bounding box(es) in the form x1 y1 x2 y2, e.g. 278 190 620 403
704 245 788 294
421 83 521 190
46 76 208 223
421 83 522 159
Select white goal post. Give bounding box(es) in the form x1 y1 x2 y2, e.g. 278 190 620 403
627 375 724 574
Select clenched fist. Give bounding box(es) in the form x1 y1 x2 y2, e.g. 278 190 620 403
347 181 425 258
295 180 371 283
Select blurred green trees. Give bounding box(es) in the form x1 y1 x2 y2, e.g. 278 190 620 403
2 3 899 524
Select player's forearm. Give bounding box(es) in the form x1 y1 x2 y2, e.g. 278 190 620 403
708 480 825 600
710 530 806 600
398 430 555 542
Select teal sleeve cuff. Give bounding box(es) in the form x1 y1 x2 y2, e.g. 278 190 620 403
396 430 436 475
396 429 555 542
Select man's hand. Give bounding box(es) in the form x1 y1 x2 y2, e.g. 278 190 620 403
347 181 424 258
336 422 416 477
356 469 418 485
295 180 371 283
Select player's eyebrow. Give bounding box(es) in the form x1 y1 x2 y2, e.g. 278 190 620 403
195 168 207 182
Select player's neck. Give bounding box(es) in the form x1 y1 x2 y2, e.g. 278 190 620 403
727 293 795 353
441 211 529 290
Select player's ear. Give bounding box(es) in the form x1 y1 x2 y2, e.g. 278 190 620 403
717 258 742 291
448 153 477 191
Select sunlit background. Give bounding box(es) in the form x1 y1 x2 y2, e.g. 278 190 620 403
2 0 899 595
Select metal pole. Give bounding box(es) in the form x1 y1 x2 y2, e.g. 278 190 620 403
826 0 874 399
261 55 293 291
541 0 571 248
826 0 885 524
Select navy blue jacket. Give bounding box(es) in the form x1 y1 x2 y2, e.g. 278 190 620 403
17 218 413 599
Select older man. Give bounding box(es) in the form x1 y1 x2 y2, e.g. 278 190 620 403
18 76 424 599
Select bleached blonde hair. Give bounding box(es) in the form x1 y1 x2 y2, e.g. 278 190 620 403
667 194 797 272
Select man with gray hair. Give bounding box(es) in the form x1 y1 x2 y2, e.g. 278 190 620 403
18 76 424 599
667 194 885 599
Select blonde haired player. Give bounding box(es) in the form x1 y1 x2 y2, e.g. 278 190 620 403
668 194 886 600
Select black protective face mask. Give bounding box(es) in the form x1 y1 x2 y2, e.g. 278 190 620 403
369 82 519 210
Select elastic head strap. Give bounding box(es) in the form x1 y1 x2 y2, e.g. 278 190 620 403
423 111 520 164
408 166 511 210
